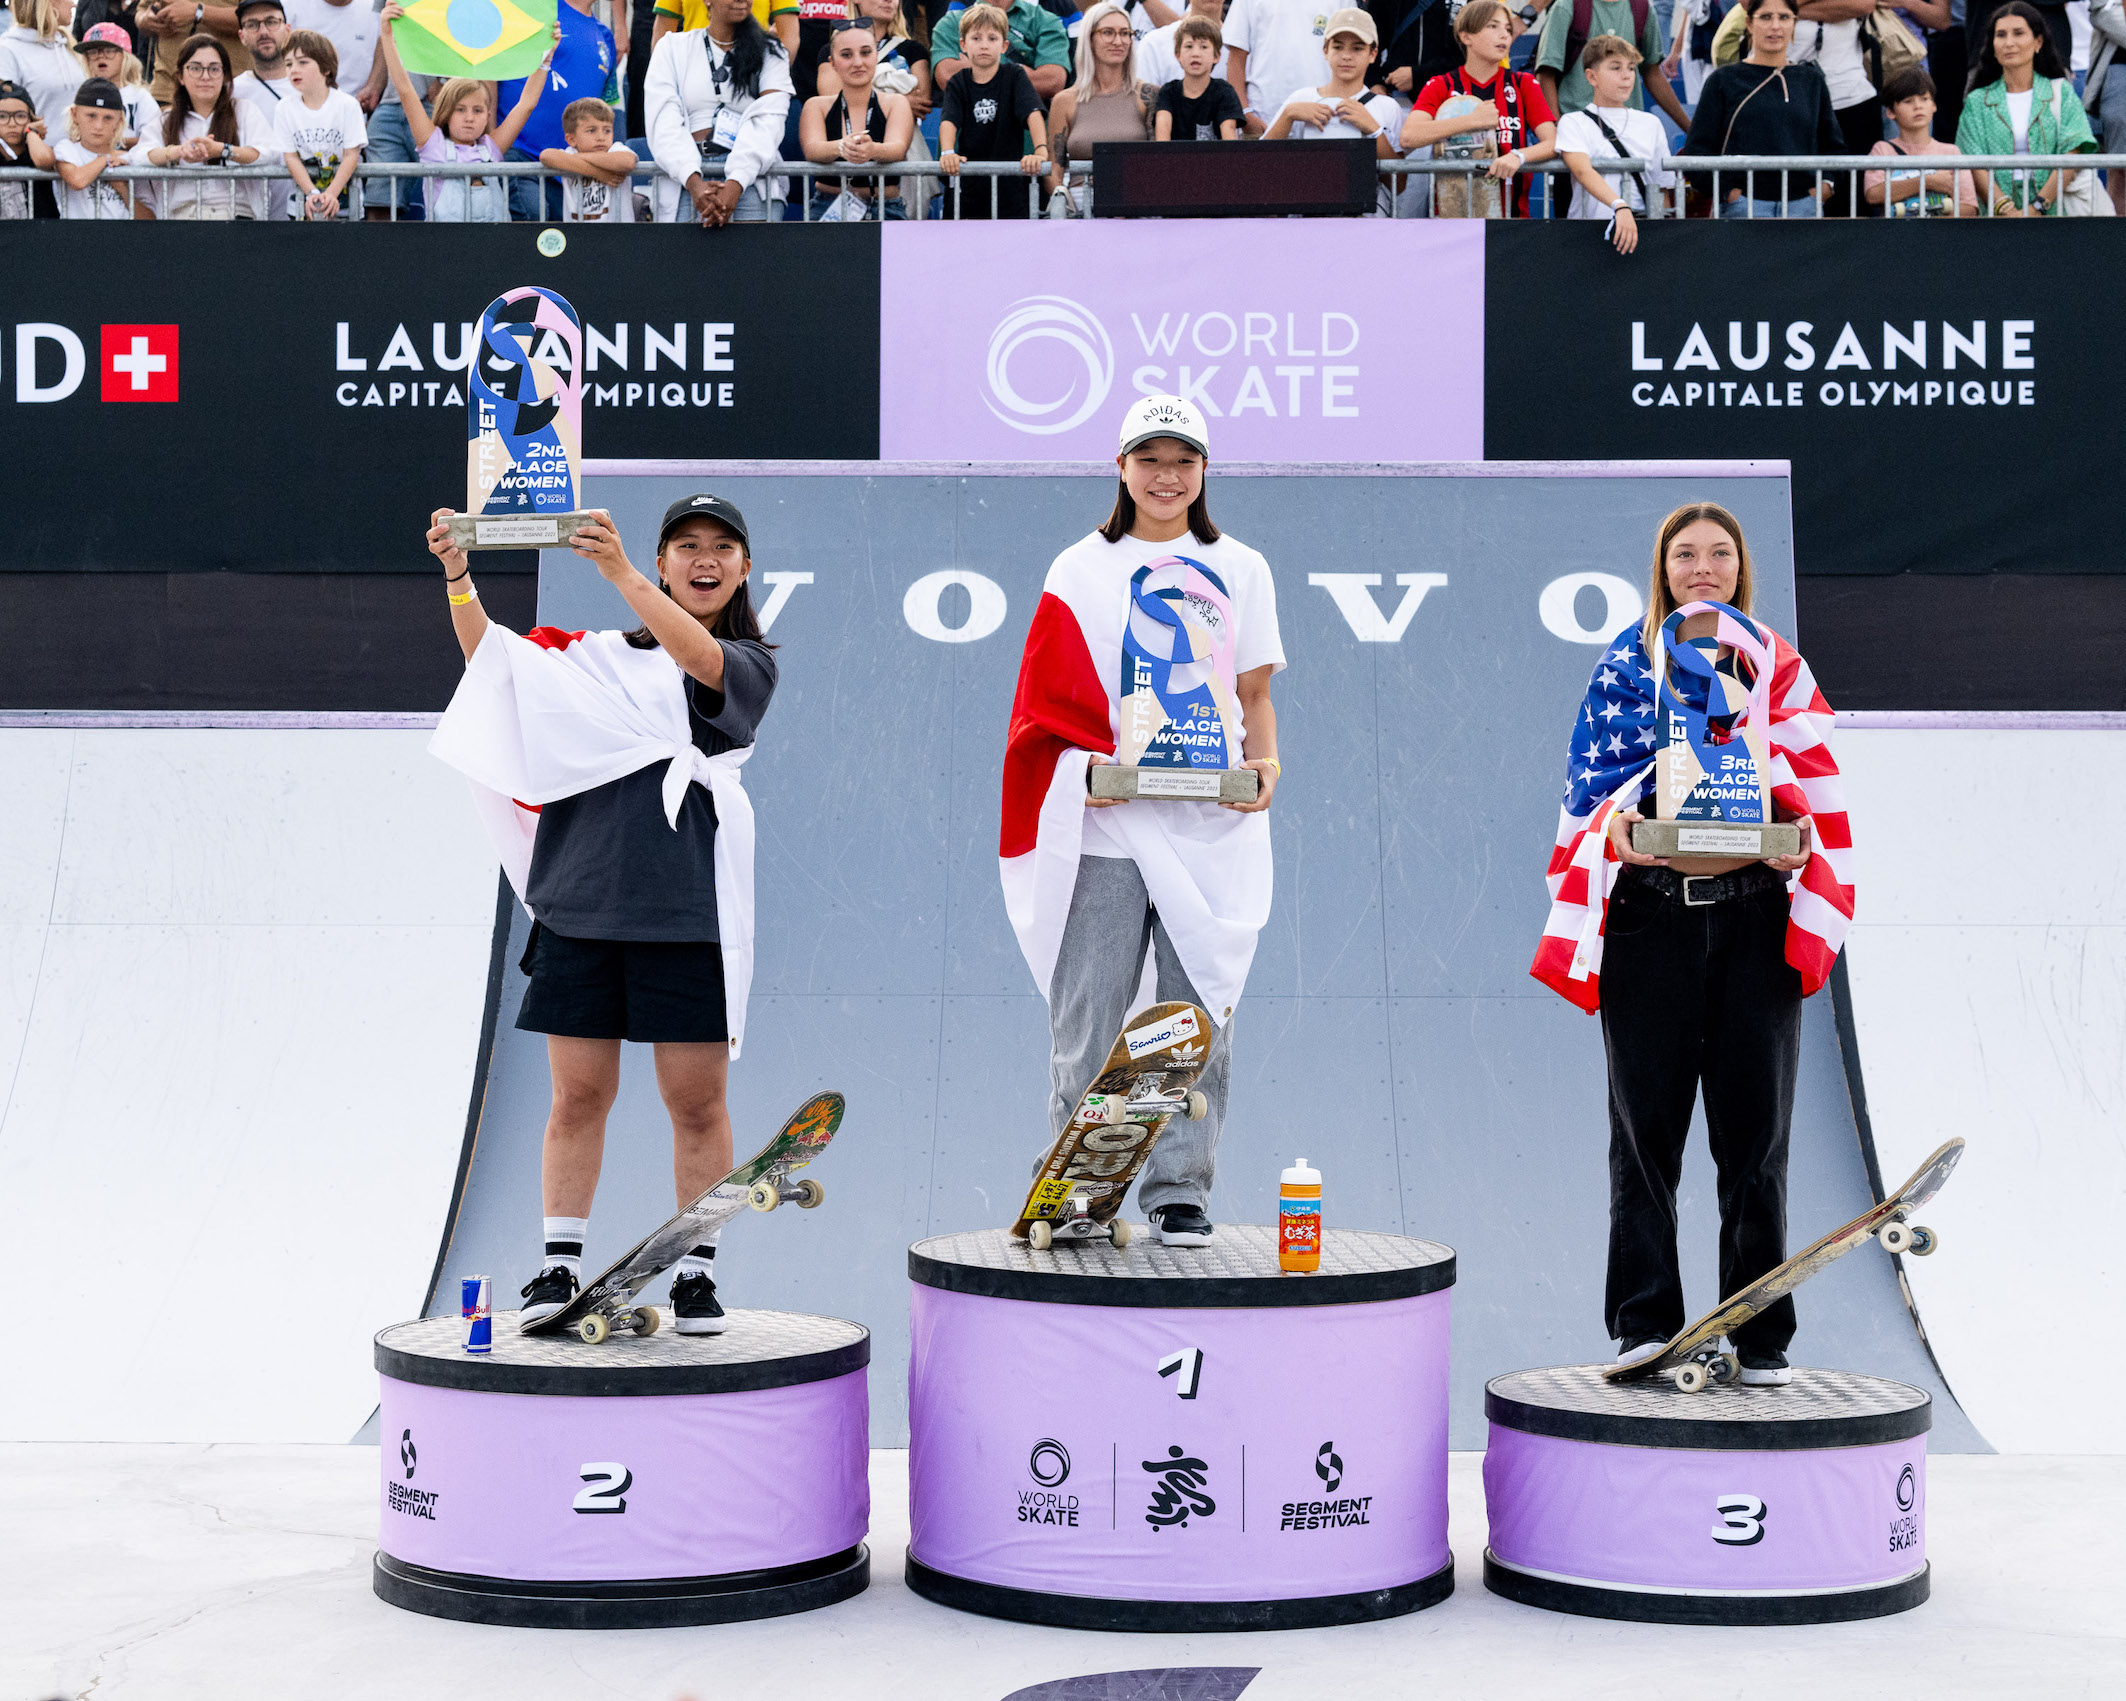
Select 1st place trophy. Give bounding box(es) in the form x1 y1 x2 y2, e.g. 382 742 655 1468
1630 602 1803 859
1088 554 1262 805
443 286 595 552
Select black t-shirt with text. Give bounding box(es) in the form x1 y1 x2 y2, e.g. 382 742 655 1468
1155 78 1244 140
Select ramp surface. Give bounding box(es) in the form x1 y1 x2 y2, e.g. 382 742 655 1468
422 463 1983 1449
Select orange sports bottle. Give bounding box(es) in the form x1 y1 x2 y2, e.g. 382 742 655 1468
1279 1157 1322 1273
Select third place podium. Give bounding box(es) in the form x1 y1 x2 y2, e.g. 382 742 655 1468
904 1225 1456 1631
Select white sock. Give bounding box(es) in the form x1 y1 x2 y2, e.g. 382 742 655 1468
676 1231 720 1280
543 1215 590 1279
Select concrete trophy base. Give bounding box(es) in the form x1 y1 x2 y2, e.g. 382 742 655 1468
1631 819 1803 858
444 511 599 552
371 1308 871 1628
905 1226 1455 1632
1089 765 1260 804
1484 1365 1931 1626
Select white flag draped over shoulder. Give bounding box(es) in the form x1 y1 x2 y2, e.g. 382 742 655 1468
429 623 759 1057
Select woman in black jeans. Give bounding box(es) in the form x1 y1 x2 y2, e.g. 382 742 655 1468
1681 0 1843 216
1550 504 1850 1386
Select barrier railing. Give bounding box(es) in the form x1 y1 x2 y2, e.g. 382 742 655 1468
4 151 2118 221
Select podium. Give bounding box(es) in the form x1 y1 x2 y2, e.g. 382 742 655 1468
906 1225 1455 1631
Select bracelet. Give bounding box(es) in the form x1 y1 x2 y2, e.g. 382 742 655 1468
1260 757 1281 775
448 585 478 606
445 565 470 583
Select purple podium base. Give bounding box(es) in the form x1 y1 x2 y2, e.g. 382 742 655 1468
906 1226 1456 1633
371 1308 871 1628
1484 1365 1932 1626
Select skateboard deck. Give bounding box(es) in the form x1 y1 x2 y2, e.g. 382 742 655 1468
1012 1001 1213 1250
1606 1136 1965 1391
1433 95 1499 220
522 1090 843 1343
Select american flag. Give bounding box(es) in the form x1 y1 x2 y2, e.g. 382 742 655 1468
1531 620 1855 1013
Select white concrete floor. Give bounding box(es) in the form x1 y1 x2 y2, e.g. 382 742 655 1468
9 1446 2122 1701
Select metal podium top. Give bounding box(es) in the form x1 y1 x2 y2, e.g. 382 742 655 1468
375 1307 869 1397
908 1225 1455 1309
1486 1363 1932 1450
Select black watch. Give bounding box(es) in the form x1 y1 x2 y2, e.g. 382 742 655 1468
1517 4 1538 18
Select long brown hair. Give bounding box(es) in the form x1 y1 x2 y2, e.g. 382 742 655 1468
1098 467 1221 546
165 34 240 148
1640 502 1755 658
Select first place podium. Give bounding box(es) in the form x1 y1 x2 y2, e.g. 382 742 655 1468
905 1226 1456 1631
372 1309 872 1628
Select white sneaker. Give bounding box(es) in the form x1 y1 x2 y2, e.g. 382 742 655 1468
1739 1351 1792 1387
1616 1338 1666 1368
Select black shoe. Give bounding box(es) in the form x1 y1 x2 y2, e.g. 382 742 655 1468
1739 1349 1792 1387
671 1271 726 1335
1150 1203 1214 1247
519 1264 578 1325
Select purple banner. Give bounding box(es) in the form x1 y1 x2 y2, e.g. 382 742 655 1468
908 1285 1450 1602
879 222 1483 463
377 1371 869 1581
1485 1425 1926 1593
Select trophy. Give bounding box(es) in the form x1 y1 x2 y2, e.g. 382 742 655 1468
443 287 594 552
1630 601 1802 859
1088 555 1261 805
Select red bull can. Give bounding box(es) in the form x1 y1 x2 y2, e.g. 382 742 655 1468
462 1276 492 1355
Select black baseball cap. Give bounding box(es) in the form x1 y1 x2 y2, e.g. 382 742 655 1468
235 0 287 18
658 493 749 550
75 78 125 112
0 81 33 109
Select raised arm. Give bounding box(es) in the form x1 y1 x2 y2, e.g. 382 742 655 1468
492 31 558 153
380 5 437 147
429 509 491 661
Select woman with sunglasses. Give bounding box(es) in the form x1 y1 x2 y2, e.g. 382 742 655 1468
798 16 913 216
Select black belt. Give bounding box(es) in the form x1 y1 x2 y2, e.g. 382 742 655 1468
1621 864 1787 908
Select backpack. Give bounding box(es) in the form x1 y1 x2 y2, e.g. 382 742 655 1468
1564 0 1651 84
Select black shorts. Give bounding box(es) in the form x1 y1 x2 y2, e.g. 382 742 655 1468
515 924 729 1044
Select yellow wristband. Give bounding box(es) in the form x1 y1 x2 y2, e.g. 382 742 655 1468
1261 757 1281 775
448 585 478 606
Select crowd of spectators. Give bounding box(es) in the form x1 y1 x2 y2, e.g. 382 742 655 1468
0 0 2118 220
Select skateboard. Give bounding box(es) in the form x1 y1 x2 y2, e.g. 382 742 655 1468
522 1090 844 1344
1606 1136 1964 1393
1432 95 1499 220
1012 1001 1213 1251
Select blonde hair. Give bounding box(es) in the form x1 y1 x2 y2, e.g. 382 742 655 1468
850 0 916 42
1640 503 1757 658
957 3 1009 43
14 0 82 67
1069 1 1140 99
429 76 490 134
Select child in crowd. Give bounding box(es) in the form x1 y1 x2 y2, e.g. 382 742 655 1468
1402 0 1558 218
45 78 142 218
1865 68 1976 218
0 77 54 218
1556 34 1674 252
77 23 160 147
274 28 365 220
541 96 640 222
1153 15 1242 140
1263 9 1402 211
380 3 553 223
937 2 1047 219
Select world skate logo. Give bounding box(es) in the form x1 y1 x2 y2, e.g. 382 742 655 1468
1896 1464 1916 1512
1029 1439 1071 1487
1143 1446 1216 1529
1888 1462 1920 1554
982 294 1115 436
1712 1493 1768 1546
1020 1439 1080 1528
400 1428 417 1479
1125 1008 1201 1059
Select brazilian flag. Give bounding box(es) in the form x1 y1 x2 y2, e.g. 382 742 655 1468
391 0 556 80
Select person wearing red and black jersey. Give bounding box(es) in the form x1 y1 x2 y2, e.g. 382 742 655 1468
1400 0 1557 216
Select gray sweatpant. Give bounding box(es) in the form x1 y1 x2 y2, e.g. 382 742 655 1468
1046 854 1233 1215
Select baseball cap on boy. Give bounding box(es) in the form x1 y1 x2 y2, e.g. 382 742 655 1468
1118 395 1211 459
1323 7 1378 42
75 79 125 111
79 22 133 50
658 494 751 550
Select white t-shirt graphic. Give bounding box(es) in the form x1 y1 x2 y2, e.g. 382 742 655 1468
560 144 637 221
272 87 368 214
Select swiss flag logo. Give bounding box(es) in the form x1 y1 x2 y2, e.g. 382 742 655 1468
101 324 179 403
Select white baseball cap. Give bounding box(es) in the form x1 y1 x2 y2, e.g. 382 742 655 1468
1118 394 1211 460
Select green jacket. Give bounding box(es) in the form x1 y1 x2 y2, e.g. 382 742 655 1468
930 1 1073 78
1955 75 2096 209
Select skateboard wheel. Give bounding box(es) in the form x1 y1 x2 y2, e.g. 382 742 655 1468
1109 1218 1134 1249
576 1313 610 1345
1908 1224 1938 1256
794 1178 826 1209
1100 1098 1128 1125
628 1306 661 1337
748 1181 780 1213
1715 1351 1741 1386
1184 1090 1208 1121
1027 1220 1053 1251
1878 1220 1913 1255
1674 1362 1708 1394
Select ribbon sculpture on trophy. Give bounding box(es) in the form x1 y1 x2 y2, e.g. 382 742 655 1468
447 285 591 552
1117 556 1242 772
1648 600 1776 832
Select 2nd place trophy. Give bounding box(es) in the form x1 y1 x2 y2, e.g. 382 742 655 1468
443 285 597 553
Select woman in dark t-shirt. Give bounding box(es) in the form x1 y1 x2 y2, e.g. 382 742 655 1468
427 493 780 1339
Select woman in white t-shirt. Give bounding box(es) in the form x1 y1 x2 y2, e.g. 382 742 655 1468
0 0 82 129
379 2 552 222
1262 10 1403 213
1000 395 1284 1252
134 35 269 219
1555 34 1673 250
272 26 365 218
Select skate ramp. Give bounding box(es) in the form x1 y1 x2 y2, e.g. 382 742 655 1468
422 462 1985 1450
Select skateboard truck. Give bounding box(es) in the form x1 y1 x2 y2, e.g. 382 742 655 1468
1026 1193 1133 1253
747 1177 826 1214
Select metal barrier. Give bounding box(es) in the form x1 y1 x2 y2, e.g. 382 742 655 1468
4 151 2119 221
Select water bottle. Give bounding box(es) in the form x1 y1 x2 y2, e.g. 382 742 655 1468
1279 1158 1322 1274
